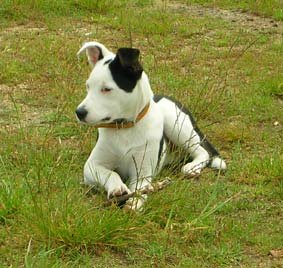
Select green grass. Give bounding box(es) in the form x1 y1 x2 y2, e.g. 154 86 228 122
1 0 283 267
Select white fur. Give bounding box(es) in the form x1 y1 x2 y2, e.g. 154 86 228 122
76 42 226 210
210 156 227 170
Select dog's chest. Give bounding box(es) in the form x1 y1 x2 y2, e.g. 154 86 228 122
98 104 165 178
100 126 149 154
99 103 163 154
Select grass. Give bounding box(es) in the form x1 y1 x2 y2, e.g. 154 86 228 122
1 0 283 267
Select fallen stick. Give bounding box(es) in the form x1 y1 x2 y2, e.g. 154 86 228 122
104 177 172 207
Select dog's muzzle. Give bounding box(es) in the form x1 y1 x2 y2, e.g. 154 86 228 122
75 107 88 121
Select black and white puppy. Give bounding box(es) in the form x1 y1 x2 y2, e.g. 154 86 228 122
76 41 226 210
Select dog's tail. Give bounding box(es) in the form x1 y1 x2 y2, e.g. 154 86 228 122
210 156 227 170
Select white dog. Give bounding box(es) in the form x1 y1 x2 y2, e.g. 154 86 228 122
76 41 226 210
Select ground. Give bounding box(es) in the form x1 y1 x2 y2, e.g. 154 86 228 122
0 1 282 267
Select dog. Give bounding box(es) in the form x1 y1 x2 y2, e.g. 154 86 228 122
76 41 226 210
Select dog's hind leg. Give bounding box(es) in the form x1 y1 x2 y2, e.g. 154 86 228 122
156 96 226 176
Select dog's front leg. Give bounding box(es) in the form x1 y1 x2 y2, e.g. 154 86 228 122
83 145 131 199
124 173 153 212
84 163 131 198
124 143 159 211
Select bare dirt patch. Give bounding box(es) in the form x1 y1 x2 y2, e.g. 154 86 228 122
0 83 51 130
0 24 46 35
168 2 283 34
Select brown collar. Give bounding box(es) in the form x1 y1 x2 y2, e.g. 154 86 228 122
94 102 150 129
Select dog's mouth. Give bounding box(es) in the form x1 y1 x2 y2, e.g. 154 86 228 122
101 118 129 124
92 117 131 128
81 117 132 127
101 117 111 122
77 116 111 125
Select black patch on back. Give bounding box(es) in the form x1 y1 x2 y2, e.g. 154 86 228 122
153 94 164 103
158 135 164 161
109 48 143 92
154 94 220 158
156 135 165 170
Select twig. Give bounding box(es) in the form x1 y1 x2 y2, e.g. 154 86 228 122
104 177 172 207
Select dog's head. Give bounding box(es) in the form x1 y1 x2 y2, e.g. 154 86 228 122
75 41 152 125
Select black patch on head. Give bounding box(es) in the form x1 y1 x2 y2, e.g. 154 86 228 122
154 94 220 158
109 48 143 92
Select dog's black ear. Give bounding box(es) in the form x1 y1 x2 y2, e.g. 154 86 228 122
109 48 143 92
117 48 142 73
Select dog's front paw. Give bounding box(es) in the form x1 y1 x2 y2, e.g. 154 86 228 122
140 183 154 193
107 183 131 199
181 163 202 177
124 195 146 212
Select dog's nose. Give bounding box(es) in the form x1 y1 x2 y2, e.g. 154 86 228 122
76 107 88 121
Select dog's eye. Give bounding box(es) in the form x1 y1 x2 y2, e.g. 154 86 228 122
101 88 112 93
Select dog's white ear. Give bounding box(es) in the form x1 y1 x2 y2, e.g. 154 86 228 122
77 41 113 68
